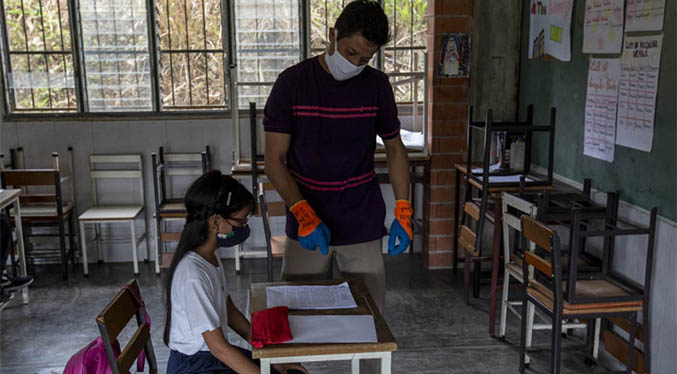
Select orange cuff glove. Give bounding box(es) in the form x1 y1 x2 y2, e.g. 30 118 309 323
289 200 322 236
394 200 413 239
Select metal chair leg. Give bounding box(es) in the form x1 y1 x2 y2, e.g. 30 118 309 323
626 313 638 374
519 295 529 373
57 215 68 280
551 309 563 374
463 249 471 305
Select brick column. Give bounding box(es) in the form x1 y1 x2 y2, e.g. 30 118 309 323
424 0 472 269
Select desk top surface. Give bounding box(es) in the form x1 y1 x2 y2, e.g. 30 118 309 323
0 189 20 206
249 279 397 359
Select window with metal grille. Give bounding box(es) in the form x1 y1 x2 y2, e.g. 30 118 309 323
234 0 301 109
309 0 427 103
0 0 77 112
78 0 153 111
157 0 228 110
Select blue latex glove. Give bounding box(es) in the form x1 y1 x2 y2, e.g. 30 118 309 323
298 222 331 256
388 219 411 256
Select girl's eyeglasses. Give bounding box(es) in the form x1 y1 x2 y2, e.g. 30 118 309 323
225 216 248 226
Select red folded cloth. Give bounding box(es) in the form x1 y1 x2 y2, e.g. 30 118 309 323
250 306 293 348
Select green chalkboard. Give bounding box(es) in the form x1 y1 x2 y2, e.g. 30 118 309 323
519 0 676 221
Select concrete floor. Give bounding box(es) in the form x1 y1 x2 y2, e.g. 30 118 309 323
0 254 623 374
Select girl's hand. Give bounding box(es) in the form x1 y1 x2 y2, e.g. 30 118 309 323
272 362 309 374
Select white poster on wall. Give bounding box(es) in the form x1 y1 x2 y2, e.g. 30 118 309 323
625 0 666 32
583 0 625 54
616 35 663 152
528 0 574 61
584 58 621 162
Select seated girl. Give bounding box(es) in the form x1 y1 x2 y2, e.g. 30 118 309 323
164 170 307 374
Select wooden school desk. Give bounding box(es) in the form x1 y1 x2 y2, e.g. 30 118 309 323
249 279 397 374
0 189 29 304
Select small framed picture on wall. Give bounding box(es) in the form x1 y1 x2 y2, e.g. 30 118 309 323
438 33 470 78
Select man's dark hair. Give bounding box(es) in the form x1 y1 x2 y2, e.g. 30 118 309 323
335 0 391 47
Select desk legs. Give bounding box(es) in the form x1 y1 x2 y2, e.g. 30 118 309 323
422 162 430 255
260 352 393 374
13 199 29 304
260 359 271 374
488 196 502 337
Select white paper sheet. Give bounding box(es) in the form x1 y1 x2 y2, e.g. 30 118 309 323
471 163 501 174
286 315 378 344
625 0 665 32
477 175 534 183
266 282 358 310
584 58 621 162
616 35 663 152
583 0 625 54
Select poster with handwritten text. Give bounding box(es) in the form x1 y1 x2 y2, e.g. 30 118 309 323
616 35 663 152
625 0 665 31
584 58 620 162
583 0 625 54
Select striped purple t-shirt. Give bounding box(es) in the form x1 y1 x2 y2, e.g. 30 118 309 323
263 57 401 246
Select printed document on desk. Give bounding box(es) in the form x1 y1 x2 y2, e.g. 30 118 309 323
287 315 378 343
266 282 358 310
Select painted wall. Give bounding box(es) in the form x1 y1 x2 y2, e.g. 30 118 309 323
518 0 676 371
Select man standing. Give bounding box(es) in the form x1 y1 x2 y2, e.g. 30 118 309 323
264 0 411 311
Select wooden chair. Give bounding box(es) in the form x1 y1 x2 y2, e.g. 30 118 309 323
499 188 604 365
151 146 210 274
78 154 148 277
518 211 656 374
458 201 495 305
97 279 157 374
257 182 286 282
0 152 76 280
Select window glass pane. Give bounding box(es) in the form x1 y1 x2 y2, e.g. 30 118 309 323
235 0 300 109
3 0 76 112
157 0 226 110
79 0 152 111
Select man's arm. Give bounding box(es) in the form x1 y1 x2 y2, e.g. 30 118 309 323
264 131 304 206
384 135 410 200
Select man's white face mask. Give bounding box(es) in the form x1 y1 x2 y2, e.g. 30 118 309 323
324 32 367 81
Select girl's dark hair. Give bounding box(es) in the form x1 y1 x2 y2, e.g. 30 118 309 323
335 0 390 46
163 170 255 346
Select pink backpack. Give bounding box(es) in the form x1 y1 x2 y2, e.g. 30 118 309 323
63 285 150 374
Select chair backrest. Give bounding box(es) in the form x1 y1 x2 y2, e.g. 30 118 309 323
520 215 562 297
96 279 157 374
88 154 145 207
151 146 210 207
501 192 539 263
0 152 65 208
458 202 480 257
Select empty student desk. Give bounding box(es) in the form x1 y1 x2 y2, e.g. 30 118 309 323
249 279 397 374
0 189 28 304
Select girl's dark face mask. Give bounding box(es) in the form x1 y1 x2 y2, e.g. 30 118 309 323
216 224 250 247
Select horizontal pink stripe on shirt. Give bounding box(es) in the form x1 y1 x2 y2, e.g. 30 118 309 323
292 105 379 112
379 128 400 138
294 111 377 119
294 174 376 191
289 170 375 186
